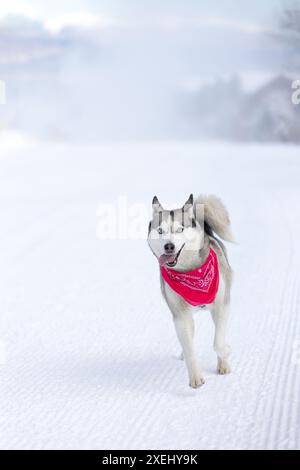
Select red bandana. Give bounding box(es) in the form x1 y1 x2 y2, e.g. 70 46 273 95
161 248 219 306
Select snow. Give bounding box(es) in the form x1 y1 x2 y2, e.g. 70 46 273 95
0 138 300 450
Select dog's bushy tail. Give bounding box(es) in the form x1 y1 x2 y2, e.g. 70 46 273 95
194 195 236 243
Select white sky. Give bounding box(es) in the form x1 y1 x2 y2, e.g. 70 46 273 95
0 0 285 25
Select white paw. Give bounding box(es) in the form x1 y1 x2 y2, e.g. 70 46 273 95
179 351 184 361
217 359 231 375
189 372 205 389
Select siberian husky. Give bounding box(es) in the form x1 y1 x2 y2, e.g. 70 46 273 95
147 194 235 388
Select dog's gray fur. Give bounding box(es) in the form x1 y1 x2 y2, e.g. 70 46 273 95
148 194 235 388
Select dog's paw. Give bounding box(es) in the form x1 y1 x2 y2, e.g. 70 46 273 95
217 359 231 375
189 373 205 389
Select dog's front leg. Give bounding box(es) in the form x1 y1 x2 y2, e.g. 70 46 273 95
172 308 204 388
164 283 204 388
173 311 204 388
211 302 231 374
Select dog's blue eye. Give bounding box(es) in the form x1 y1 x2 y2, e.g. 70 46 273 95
157 227 163 234
177 227 184 233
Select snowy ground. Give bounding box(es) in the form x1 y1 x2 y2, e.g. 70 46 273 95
0 138 300 450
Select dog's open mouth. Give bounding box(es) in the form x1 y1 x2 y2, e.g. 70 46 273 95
159 244 185 268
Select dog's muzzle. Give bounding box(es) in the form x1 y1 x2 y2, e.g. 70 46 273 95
159 243 185 267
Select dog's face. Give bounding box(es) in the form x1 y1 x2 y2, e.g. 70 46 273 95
147 194 204 270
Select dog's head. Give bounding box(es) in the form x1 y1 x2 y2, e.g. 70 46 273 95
147 194 204 270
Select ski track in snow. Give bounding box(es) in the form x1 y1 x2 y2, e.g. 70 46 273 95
0 140 300 449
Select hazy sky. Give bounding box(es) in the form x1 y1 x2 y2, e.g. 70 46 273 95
0 0 290 141
0 0 285 24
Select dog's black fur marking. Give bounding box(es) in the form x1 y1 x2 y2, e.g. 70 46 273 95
204 220 230 265
181 207 184 226
204 220 214 236
170 210 174 227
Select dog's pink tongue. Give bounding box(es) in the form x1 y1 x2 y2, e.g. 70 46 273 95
159 254 176 266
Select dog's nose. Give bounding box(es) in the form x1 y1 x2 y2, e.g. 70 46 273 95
164 242 175 254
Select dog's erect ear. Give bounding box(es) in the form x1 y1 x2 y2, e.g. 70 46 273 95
152 196 163 213
183 194 194 211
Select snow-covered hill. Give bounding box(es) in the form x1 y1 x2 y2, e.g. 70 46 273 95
180 75 300 143
0 139 300 449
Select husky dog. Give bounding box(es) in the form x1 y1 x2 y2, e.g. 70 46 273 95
147 194 235 388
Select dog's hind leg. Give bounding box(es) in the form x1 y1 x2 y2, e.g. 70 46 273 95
210 303 231 374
